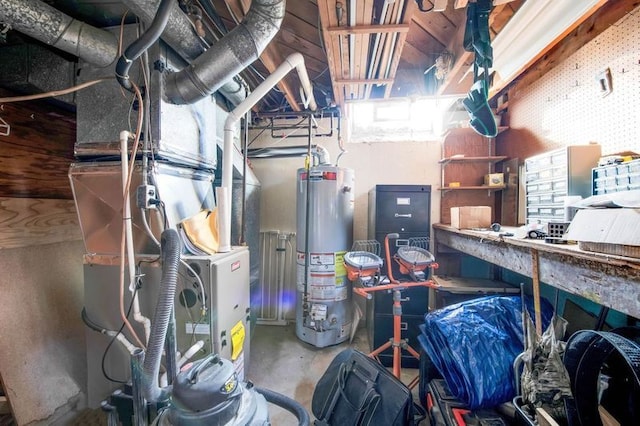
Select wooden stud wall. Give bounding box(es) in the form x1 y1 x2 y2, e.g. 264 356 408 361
0 90 80 248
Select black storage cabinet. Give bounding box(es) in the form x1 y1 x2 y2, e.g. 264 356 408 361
367 184 431 368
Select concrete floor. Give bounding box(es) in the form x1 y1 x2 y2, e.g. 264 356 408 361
246 324 425 425
59 322 426 425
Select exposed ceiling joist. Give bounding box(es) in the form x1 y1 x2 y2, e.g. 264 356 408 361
316 0 425 108
383 1 418 98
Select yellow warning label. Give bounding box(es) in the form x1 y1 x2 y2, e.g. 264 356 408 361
230 320 245 361
335 251 346 277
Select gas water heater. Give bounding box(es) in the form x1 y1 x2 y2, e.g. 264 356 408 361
296 165 354 347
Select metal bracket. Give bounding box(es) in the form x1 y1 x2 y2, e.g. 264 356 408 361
0 115 10 137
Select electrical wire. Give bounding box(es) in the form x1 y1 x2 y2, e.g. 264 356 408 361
118 81 146 349
415 0 435 13
0 78 112 103
100 282 140 384
139 205 208 312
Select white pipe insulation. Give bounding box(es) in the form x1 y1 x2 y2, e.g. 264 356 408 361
159 340 205 387
120 131 152 343
217 52 317 252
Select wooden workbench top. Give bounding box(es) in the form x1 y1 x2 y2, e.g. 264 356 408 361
432 223 640 319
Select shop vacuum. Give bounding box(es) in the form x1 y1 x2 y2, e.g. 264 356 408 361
103 229 309 426
152 354 307 426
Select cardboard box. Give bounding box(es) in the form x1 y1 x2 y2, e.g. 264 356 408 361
484 173 504 187
563 208 640 258
450 206 492 229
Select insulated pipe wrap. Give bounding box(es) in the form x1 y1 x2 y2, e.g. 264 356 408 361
165 0 286 105
0 0 117 67
121 0 205 61
142 228 181 402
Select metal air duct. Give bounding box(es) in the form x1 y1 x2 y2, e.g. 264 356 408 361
0 0 118 67
164 0 286 105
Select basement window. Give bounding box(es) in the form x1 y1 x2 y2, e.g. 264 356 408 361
347 96 459 143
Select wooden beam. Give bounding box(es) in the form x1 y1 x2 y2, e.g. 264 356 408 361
599 406 621 426
411 6 461 48
355 0 374 100
0 197 81 249
0 397 10 415
434 0 449 12
363 0 396 99
317 0 345 108
437 4 510 95
326 24 410 35
377 0 402 92
335 78 394 85
536 408 561 426
531 248 542 336
384 0 420 98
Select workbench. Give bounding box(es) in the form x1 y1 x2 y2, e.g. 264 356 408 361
432 223 640 320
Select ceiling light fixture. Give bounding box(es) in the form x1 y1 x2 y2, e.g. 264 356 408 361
491 0 603 88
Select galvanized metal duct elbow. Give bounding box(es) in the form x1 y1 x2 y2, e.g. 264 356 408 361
164 0 286 105
0 0 118 67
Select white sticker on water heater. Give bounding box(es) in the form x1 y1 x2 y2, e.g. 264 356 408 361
310 304 328 320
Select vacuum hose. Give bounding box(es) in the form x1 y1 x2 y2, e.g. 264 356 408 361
142 228 181 402
255 387 310 426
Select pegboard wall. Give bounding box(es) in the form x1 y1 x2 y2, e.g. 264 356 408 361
509 5 640 156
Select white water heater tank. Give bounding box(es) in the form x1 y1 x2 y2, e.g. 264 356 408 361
295 165 354 347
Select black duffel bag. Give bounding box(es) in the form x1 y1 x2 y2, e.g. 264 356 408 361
312 348 423 426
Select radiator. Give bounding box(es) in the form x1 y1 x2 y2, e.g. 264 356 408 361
257 231 297 325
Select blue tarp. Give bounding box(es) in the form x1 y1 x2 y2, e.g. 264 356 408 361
420 295 554 409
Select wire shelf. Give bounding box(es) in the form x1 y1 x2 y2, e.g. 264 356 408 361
350 240 381 257
408 237 430 249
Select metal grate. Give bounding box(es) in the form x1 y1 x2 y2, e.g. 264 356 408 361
350 240 381 257
408 236 430 249
257 231 297 325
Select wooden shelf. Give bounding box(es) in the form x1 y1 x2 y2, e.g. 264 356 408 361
439 126 507 224
439 185 506 193
439 155 507 165
496 100 509 114
0 396 9 415
443 126 509 138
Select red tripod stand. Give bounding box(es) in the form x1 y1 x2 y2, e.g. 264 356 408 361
348 233 438 388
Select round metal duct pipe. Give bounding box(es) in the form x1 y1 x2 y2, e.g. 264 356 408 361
0 0 118 67
164 0 286 105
